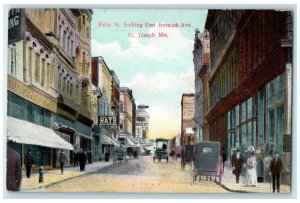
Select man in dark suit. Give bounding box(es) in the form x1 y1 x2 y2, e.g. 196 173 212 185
269 151 284 193
78 149 87 171
6 147 22 191
232 149 243 184
25 149 34 178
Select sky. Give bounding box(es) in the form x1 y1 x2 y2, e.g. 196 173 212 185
91 9 208 140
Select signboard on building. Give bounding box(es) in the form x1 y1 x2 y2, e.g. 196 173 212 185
8 9 25 45
99 116 117 126
136 122 148 129
185 127 194 134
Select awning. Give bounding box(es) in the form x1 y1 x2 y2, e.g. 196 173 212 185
7 116 74 150
78 133 93 140
118 134 139 148
101 135 121 147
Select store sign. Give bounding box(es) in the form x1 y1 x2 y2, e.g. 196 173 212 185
185 127 194 134
99 116 117 126
8 9 25 45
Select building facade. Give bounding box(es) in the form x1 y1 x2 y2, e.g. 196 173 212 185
7 8 94 167
91 56 114 155
193 29 210 142
120 87 135 136
204 10 292 183
181 93 195 145
110 70 121 140
135 105 150 141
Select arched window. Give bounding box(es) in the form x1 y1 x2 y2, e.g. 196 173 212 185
70 83 73 97
10 46 16 77
41 58 46 86
58 66 62 90
34 53 40 83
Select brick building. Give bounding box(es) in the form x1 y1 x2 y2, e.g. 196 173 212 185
181 93 195 145
204 10 292 183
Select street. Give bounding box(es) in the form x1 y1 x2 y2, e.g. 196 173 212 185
41 156 230 193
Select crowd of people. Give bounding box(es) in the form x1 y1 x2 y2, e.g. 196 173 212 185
231 146 284 193
6 147 94 191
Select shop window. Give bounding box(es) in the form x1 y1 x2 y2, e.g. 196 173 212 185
247 97 252 119
241 102 246 122
241 124 247 148
276 74 284 103
268 109 275 152
247 122 252 147
277 106 284 155
268 81 275 108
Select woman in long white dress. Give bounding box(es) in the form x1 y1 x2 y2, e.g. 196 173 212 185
245 150 258 187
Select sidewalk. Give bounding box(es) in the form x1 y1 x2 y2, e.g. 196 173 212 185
20 160 114 191
218 162 291 193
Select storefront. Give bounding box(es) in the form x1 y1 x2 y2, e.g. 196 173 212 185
226 73 286 159
7 116 74 167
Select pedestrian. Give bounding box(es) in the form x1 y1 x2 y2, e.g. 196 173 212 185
256 148 264 182
6 147 22 191
269 151 284 193
232 149 243 184
181 147 185 171
245 146 258 187
78 149 86 171
25 149 34 178
263 150 273 182
74 151 79 167
221 147 227 172
87 150 92 164
58 149 68 174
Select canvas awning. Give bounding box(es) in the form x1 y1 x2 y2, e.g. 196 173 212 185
7 116 74 150
101 135 121 147
78 133 93 140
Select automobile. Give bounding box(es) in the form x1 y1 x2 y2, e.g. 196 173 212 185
153 138 169 163
191 141 223 184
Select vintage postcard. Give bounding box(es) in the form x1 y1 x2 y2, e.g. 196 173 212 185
5 7 293 195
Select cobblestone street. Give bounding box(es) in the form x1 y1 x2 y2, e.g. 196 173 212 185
41 156 230 193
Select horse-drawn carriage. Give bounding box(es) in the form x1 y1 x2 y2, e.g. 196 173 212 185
113 146 128 164
153 138 169 163
191 141 223 185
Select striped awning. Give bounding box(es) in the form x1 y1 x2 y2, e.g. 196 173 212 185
7 116 74 150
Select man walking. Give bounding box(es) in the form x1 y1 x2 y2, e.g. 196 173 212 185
25 149 34 178
78 149 87 171
6 147 22 191
58 150 68 174
232 149 243 184
222 147 227 172
269 151 284 193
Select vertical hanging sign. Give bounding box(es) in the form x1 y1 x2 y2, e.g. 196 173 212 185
8 8 25 45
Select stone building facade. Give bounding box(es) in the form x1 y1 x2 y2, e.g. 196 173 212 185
7 8 94 167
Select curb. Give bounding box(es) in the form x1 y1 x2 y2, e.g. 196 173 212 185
21 162 115 192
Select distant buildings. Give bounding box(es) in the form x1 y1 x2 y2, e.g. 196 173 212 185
193 29 210 142
181 93 195 145
135 105 150 141
120 87 136 136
